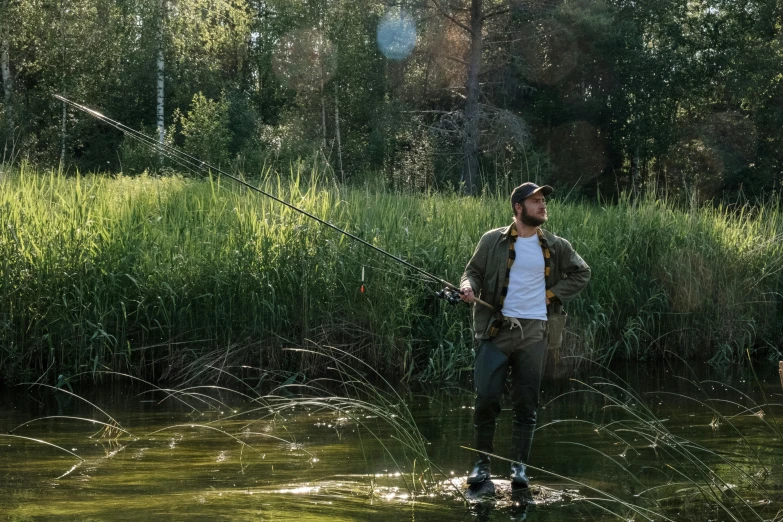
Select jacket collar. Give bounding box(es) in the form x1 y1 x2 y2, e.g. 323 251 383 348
502 223 552 250
540 228 551 250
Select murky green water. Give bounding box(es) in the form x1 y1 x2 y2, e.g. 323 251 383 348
2 361 783 521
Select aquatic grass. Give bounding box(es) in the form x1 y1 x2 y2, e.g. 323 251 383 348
145 424 276 460
4 371 323 483
462 446 677 521
5 359 783 520
0 434 85 462
176 343 471 501
160 384 261 407
584 384 767 520
21 383 124 431
1 166 782 383
61 355 454 499
9 416 133 439
240 346 438 485
41 345 448 496
531 357 782 521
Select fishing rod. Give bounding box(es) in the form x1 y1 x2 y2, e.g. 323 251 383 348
54 94 494 310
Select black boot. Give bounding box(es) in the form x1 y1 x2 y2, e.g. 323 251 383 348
510 462 529 487
510 424 535 487
467 454 491 484
467 424 495 484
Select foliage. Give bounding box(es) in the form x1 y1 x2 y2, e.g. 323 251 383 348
1 167 781 384
0 0 779 198
175 93 231 168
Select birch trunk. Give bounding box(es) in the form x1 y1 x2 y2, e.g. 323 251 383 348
320 80 327 151
461 0 483 195
1 35 11 134
60 101 66 165
156 0 166 165
334 83 343 183
631 145 640 191
59 0 66 166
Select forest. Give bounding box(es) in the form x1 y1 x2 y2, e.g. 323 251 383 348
1 0 781 200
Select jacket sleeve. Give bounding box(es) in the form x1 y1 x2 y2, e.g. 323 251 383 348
461 232 491 293
548 239 590 303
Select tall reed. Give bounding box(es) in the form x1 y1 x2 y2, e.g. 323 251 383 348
1 166 781 383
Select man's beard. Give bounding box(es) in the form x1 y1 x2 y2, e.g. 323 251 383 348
520 206 546 227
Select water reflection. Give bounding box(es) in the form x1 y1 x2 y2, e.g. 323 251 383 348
0 360 781 521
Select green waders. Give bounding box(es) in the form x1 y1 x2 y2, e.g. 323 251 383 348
469 319 548 486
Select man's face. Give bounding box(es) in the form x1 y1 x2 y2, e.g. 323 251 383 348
516 194 547 226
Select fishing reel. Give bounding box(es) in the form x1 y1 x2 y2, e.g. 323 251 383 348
436 287 464 306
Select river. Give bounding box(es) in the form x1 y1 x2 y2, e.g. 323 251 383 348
1 358 781 521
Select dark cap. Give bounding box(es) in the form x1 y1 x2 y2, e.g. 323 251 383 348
511 182 553 208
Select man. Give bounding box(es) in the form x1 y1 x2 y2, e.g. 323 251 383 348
459 182 590 487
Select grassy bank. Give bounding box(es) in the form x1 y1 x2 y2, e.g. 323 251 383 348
1 166 782 384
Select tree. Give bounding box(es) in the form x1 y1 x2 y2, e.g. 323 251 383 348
0 1 13 142
176 93 231 167
156 0 165 159
152 0 250 162
416 0 527 193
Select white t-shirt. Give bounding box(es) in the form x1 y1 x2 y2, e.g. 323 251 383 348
500 234 547 321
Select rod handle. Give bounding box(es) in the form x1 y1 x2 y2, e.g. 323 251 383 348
443 281 495 311
473 297 494 310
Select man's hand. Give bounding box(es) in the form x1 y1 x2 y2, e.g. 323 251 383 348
460 286 475 303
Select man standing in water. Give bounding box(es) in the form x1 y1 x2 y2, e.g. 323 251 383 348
460 182 590 487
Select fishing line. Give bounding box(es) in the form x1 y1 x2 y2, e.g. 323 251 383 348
55 95 493 309
55 96 206 175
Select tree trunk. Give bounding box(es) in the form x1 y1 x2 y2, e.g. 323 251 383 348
60 101 66 166
334 83 344 183
631 144 640 192
59 0 66 166
462 0 483 195
156 0 166 165
1 35 11 135
320 79 327 151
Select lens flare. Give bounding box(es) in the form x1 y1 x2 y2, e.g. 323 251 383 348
377 10 417 60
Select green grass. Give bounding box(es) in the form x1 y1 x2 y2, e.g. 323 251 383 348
1 165 781 383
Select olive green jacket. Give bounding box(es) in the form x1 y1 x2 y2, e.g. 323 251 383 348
460 224 591 342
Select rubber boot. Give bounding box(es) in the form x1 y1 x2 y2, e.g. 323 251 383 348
510 424 535 487
467 425 495 484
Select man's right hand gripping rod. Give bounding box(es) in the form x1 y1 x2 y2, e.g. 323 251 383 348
436 283 495 311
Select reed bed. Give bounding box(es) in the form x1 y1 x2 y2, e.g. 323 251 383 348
1 166 782 383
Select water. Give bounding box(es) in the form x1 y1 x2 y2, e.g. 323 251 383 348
2 361 782 521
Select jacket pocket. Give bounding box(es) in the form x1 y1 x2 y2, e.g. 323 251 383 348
547 310 567 351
